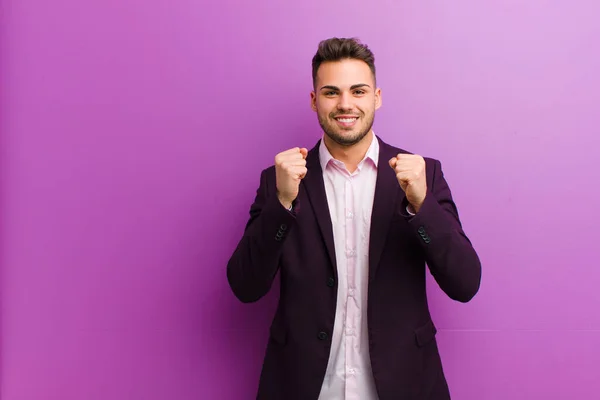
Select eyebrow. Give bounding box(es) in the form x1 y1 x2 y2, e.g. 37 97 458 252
320 83 372 91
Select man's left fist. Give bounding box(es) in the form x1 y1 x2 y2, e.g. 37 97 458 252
389 154 427 213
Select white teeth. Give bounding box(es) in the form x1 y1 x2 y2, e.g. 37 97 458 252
337 118 357 123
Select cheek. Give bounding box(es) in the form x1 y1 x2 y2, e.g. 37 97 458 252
358 100 375 114
316 102 334 117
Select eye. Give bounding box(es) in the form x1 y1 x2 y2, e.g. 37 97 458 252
324 91 337 96
353 90 366 95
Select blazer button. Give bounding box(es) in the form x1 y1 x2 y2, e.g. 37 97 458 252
327 277 335 287
418 226 425 234
318 331 328 341
280 224 287 231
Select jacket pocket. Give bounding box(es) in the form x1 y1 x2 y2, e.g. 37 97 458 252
414 319 437 347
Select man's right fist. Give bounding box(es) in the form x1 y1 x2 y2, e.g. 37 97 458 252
275 147 308 209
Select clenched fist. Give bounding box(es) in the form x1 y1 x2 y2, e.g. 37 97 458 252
389 154 427 213
275 147 308 209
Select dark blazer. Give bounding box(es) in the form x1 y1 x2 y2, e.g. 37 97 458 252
227 135 482 400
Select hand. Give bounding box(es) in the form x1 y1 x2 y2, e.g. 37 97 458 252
389 154 427 213
275 147 308 209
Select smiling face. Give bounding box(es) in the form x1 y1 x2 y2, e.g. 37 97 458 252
311 58 382 147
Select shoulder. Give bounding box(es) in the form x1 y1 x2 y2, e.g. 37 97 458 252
258 165 277 184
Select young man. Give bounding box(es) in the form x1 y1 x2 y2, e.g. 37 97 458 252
227 37 482 400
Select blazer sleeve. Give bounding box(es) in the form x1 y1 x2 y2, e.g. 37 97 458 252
400 159 482 302
226 167 297 303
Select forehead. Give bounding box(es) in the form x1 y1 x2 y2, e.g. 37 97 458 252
315 59 374 88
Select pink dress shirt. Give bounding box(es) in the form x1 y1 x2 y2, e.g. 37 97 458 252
316 134 380 400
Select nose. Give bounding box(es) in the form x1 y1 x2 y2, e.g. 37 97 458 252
336 91 353 111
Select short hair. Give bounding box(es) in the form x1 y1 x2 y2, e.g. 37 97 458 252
311 37 376 87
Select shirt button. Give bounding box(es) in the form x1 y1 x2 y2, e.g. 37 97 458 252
347 249 356 257
348 288 355 296
347 211 353 219
348 369 355 374
347 329 354 336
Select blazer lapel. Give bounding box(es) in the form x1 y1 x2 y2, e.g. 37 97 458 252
302 141 337 277
369 137 402 282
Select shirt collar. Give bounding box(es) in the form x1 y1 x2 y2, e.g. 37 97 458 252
319 133 380 172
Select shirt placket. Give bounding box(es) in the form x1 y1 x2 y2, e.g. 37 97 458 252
345 173 359 399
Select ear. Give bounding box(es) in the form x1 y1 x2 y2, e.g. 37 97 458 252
375 87 382 110
310 91 317 112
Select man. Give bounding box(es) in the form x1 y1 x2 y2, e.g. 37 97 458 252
227 37 482 400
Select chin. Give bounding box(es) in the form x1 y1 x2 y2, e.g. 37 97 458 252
327 130 369 146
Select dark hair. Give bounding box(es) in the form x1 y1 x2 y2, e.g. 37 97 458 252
311 37 376 87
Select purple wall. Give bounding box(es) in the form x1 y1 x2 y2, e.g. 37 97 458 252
2 0 599 399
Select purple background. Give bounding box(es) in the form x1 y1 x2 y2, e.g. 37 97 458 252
2 0 600 399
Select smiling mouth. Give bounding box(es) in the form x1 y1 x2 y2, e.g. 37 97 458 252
335 117 358 123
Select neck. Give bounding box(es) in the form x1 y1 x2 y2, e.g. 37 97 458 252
323 131 374 173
